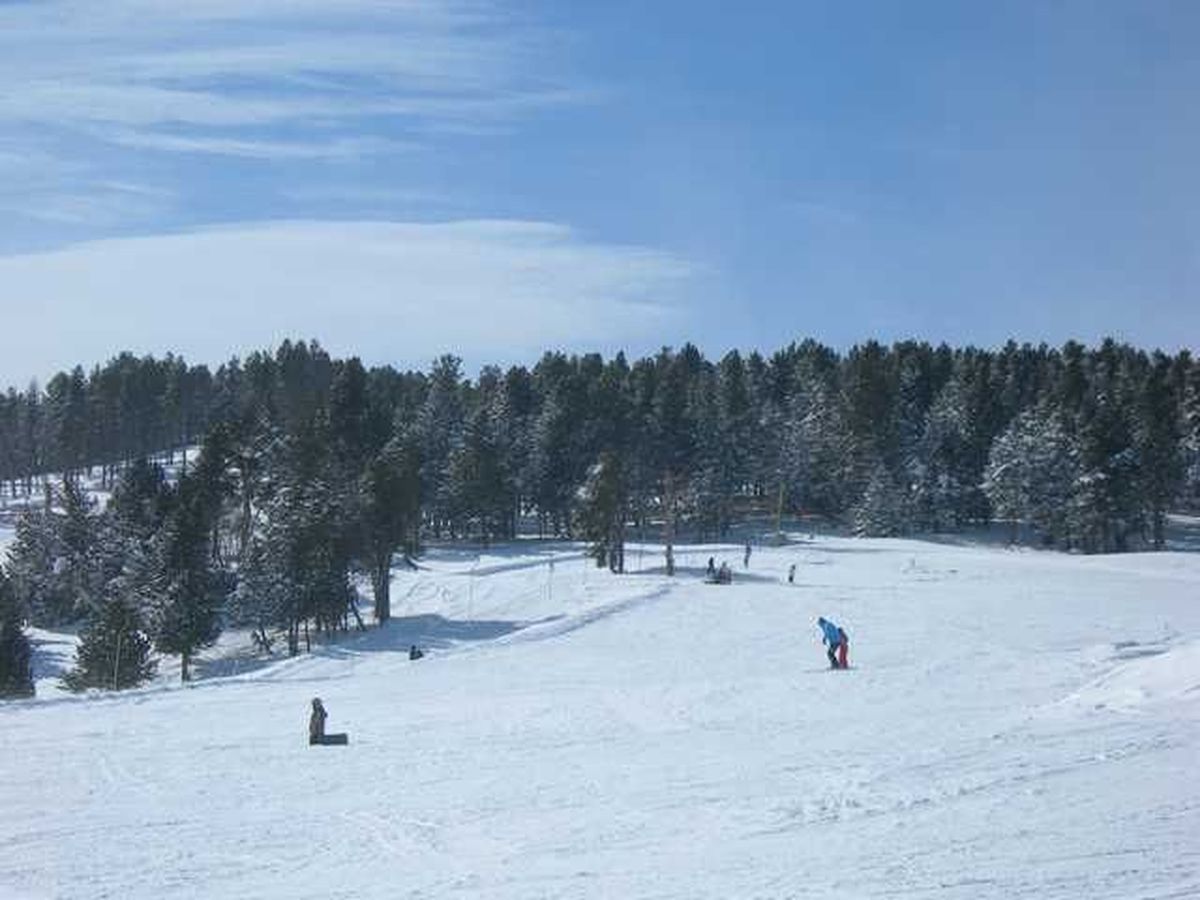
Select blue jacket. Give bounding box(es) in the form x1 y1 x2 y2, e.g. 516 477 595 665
818 618 843 646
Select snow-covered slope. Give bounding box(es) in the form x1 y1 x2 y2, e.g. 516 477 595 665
2 537 1198 899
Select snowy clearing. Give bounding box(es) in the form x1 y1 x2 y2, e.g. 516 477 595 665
2 536 1199 899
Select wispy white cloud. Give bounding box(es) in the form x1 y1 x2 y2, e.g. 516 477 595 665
0 191 170 227
0 220 694 386
0 0 581 224
0 1 571 139
104 131 412 160
0 141 174 227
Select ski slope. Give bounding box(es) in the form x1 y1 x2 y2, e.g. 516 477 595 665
2 537 1199 899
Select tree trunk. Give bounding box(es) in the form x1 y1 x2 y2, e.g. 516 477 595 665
664 470 676 577
239 483 253 562
180 650 190 682
348 596 366 631
373 552 391 624
1152 508 1166 550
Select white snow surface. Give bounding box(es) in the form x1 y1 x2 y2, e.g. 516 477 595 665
2 537 1199 899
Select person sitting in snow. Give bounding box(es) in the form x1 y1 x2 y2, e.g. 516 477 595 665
817 617 848 669
309 697 328 745
409 644 425 661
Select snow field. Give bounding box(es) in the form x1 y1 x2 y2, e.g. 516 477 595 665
2 537 1199 899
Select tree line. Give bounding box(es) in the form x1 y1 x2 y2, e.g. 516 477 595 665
1 336 1198 695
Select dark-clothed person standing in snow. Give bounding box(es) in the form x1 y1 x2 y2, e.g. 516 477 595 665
309 698 327 745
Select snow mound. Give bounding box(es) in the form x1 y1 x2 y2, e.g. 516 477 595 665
1068 640 1200 713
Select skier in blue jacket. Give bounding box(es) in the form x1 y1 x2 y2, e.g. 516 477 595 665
817 616 847 669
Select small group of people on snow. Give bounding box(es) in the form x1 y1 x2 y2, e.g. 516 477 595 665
817 616 849 669
705 556 733 584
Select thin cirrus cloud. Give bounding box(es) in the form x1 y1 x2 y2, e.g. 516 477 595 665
0 0 584 229
0 220 694 388
0 1 698 384
103 131 414 161
0 0 573 142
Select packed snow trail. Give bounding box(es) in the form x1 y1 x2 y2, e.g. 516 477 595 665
2 537 1199 899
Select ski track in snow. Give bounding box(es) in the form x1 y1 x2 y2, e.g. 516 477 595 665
2 537 1200 899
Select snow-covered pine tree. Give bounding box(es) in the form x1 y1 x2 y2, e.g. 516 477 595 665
527 391 575 538
1133 354 1183 548
0 572 35 697
852 461 908 537
575 450 627 572
651 347 700 575
357 433 420 624
911 381 975 532
418 354 466 538
5 477 105 626
237 424 357 654
793 379 852 517
63 596 157 691
1183 355 1200 510
689 372 732 541
55 476 104 617
152 474 224 681
5 500 64 626
841 341 899 505
106 457 169 539
983 412 1031 543
984 404 1079 547
1071 388 1141 553
687 350 750 536
444 403 510 541
231 530 291 652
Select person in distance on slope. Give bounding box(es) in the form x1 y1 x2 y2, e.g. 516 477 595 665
309 697 328 745
816 617 847 669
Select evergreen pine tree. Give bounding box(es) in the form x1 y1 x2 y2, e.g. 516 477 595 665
575 451 627 572
1133 354 1183 548
1183 355 1200 510
357 433 421 624
852 462 908 537
1072 389 1141 552
63 597 156 690
418 355 465 537
56 476 103 617
0 572 35 698
911 381 975 531
5 501 63 626
237 424 357 654
984 404 1079 547
152 475 224 681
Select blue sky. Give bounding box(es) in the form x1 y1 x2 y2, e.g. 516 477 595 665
0 0 1197 386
